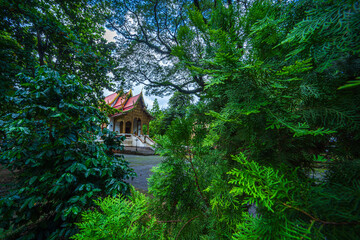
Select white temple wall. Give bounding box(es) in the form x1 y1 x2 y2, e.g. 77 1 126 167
108 117 114 131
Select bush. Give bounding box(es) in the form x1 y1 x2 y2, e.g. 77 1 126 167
0 68 135 239
228 153 360 239
148 117 238 240
73 188 165 240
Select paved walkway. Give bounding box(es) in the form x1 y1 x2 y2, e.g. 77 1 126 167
123 146 155 155
120 154 163 192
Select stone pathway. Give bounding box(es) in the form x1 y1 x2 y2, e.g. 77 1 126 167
123 146 155 155
119 154 163 192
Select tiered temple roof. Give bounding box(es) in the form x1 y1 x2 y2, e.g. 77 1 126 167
104 90 152 118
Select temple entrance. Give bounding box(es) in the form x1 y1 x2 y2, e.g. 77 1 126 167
137 119 141 135
133 118 138 135
114 121 121 133
125 121 131 133
120 121 124 133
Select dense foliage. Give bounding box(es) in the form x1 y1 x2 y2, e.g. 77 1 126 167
0 68 134 239
72 188 164 240
149 92 194 137
0 0 130 239
107 0 213 95
76 0 360 239
1 0 359 239
148 98 167 137
0 0 117 117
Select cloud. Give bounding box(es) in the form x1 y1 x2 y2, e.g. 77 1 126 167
104 29 117 42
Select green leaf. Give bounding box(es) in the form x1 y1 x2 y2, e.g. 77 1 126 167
29 176 37 185
337 78 360 90
65 173 76 183
68 196 80 203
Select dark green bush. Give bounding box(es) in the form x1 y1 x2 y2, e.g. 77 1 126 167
0 67 135 239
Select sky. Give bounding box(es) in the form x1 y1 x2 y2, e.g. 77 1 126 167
103 29 170 110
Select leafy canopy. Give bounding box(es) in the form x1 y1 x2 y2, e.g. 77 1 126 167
0 67 135 239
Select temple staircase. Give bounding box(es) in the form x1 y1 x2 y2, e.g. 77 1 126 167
121 134 155 155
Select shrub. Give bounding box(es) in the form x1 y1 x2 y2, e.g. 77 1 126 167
72 188 165 240
0 67 135 239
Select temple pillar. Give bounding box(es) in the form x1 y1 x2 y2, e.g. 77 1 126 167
130 118 134 134
120 121 124 133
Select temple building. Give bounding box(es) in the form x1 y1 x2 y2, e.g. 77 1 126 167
103 90 155 154
104 90 153 136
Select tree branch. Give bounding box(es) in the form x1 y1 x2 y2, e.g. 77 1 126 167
193 0 201 11
157 219 182 223
175 215 200 240
154 0 172 53
137 69 204 94
282 202 360 225
187 149 210 208
108 21 171 55
123 1 149 43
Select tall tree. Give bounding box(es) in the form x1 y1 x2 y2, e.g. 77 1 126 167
0 0 117 110
0 1 128 238
149 98 166 137
166 91 193 120
150 98 161 116
203 0 360 238
106 0 246 95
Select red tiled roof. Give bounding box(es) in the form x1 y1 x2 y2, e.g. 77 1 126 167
105 90 153 119
105 91 142 114
104 92 118 105
123 94 140 111
113 96 127 108
113 91 131 109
